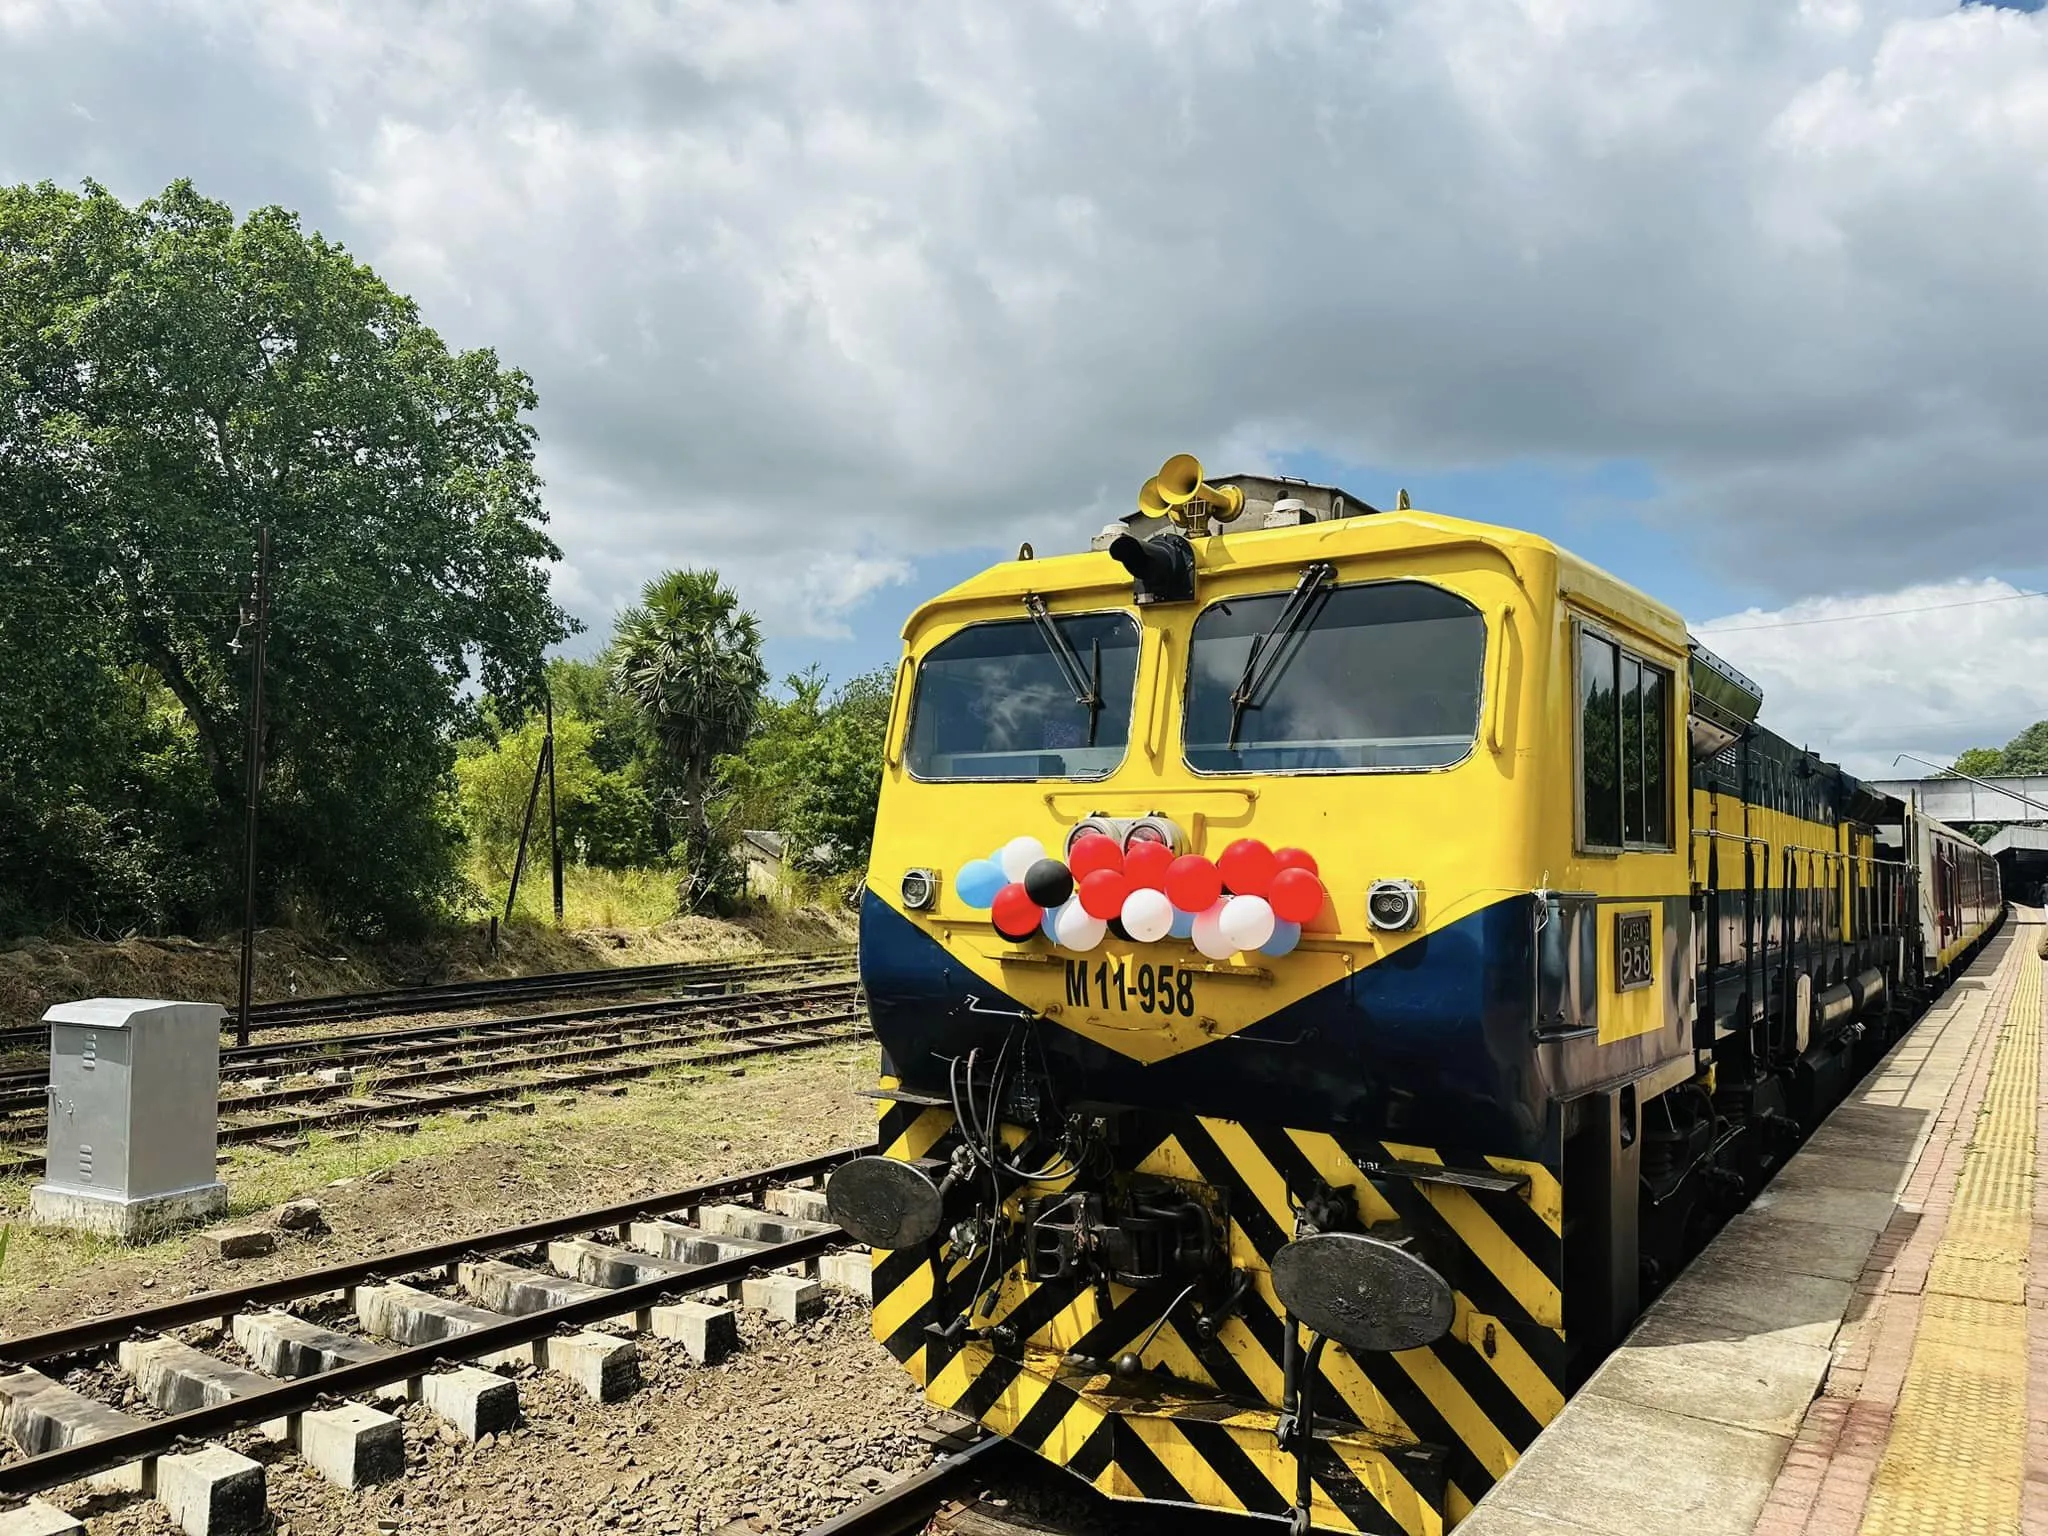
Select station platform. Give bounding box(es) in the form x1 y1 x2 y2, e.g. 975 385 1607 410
1458 909 2047 1536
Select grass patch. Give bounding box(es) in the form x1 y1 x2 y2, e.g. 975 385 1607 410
487 862 683 930
0 1036 879 1305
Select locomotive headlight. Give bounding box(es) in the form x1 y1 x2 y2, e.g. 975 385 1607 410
1123 816 1185 855
1366 879 1421 932
901 868 939 910
1067 817 1125 854
1066 816 1187 855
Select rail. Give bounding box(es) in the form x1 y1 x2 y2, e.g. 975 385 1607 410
0 1146 869 1496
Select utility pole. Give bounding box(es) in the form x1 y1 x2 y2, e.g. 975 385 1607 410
235 526 271 1050
546 683 564 925
505 731 550 928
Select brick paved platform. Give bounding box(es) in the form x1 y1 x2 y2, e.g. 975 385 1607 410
1458 910 2045 1536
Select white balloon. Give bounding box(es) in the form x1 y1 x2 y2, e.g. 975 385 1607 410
1053 899 1108 953
1120 887 1174 943
999 835 1048 883
1191 900 1236 960
1220 895 1277 953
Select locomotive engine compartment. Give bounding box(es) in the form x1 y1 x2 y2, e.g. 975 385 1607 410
834 454 2004 1535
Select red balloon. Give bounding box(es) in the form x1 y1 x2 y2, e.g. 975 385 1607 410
1078 869 1131 920
1274 847 1320 877
1269 867 1327 924
1163 855 1223 914
1068 833 1124 880
992 883 1041 941
1218 838 1279 897
1124 840 1174 892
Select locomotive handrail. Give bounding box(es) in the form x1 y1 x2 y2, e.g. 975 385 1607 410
1144 630 1175 761
883 656 912 768
1486 602 1517 756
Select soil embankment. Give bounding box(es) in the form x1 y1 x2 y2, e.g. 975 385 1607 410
0 907 856 1029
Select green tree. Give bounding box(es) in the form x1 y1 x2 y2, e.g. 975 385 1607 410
1999 722 2048 775
782 667 895 876
1951 722 2048 779
544 657 646 776
454 712 659 877
609 569 766 911
456 715 596 877
1951 746 2008 779
721 667 830 833
0 179 570 936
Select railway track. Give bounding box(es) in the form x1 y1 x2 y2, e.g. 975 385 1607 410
0 976 865 1109
0 1148 883 1533
800 1438 1012 1536
0 949 854 1052
0 978 869 1179
805 1441 1272 1536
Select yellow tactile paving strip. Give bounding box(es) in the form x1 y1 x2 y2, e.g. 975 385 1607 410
1858 941 2041 1536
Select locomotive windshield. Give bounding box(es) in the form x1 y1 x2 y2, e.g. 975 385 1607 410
1184 579 1486 772
905 611 1141 780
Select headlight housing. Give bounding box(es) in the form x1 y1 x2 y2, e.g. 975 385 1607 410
1366 879 1421 932
1064 815 1186 856
901 868 939 910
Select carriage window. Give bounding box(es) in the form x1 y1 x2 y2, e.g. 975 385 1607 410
905 612 1141 780
1183 580 1486 773
1579 626 1673 852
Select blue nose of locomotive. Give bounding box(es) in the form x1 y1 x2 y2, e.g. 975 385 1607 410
860 885 1586 1159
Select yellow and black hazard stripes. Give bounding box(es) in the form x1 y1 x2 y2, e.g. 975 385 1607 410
925 1341 1443 1534
868 1086 955 1386
1156 1121 1481 1509
861 1103 1569 1533
873 1083 951 1162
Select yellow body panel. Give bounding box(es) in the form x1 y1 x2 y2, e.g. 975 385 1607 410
871 508 1694 1055
856 487 1987 1534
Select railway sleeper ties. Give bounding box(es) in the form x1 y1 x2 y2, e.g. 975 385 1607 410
0 975 866 1104
232 951 852 1031
0 1010 867 1175
0 989 865 1115
0 1148 872 1505
0 949 857 1054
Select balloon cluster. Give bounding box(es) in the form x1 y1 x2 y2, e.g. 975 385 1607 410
954 835 1327 960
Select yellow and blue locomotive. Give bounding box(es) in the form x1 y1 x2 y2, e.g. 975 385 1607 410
826 457 2000 1534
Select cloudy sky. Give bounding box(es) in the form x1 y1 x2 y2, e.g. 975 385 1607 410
5 0 2045 777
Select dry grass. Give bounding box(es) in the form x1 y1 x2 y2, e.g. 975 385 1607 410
495 862 682 930
0 1036 881 1314
0 902 856 1031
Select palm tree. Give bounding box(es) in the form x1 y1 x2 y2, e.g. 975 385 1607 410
609 569 766 911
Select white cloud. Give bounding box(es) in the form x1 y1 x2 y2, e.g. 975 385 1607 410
3 0 2046 646
1696 579 2048 777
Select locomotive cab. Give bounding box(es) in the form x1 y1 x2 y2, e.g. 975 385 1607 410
835 455 1995 1534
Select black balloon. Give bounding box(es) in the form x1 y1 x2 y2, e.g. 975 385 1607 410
1023 858 1075 908
1107 917 1132 943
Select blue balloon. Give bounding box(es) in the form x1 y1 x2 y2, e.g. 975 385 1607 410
956 858 1006 910
1041 906 1061 943
1168 906 1197 940
1259 920 1302 957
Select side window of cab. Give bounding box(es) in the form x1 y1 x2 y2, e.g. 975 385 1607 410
1577 624 1673 853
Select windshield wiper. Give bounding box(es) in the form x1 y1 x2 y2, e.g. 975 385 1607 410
1024 593 1104 747
1228 561 1334 748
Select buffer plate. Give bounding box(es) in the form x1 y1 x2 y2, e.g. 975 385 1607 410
1270 1232 1456 1354
825 1155 944 1249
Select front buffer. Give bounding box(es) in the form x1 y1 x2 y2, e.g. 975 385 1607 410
844 1083 1566 1535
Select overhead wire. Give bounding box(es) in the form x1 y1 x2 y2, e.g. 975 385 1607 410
1701 588 2048 634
